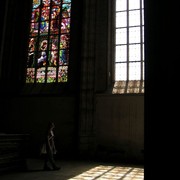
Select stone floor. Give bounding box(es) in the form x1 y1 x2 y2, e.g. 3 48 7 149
0 158 144 180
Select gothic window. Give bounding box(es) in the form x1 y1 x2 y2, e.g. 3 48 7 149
113 0 144 94
26 0 72 83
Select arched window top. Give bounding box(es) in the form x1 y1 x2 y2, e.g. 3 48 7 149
26 0 72 83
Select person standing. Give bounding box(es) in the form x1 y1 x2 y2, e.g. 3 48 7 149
42 121 60 171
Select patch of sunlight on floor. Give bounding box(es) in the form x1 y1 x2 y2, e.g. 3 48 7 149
68 165 144 180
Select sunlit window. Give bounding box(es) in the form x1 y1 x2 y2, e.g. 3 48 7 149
26 0 72 83
113 0 144 94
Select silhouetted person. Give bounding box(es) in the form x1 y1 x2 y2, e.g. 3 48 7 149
42 121 60 171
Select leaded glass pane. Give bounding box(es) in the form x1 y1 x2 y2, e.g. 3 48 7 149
116 12 127 27
116 28 127 44
129 10 140 26
129 62 141 80
115 63 127 81
116 45 127 62
26 68 35 83
58 66 68 82
63 0 71 3
33 0 40 8
129 44 141 62
36 67 46 83
42 0 50 6
129 0 140 10
129 27 140 43
61 18 71 33
47 67 57 83
59 49 69 65
116 0 127 11
60 34 70 49
52 0 61 5
62 3 71 16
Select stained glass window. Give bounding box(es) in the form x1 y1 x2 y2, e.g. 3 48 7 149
26 0 72 83
113 0 144 94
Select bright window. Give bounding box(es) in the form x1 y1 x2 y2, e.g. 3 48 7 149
113 0 144 94
26 0 72 83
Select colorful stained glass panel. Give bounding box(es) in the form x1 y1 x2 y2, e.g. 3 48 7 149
58 66 68 82
63 0 71 3
26 0 72 83
52 0 61 5
47 67 57 83
33 0 40 8
61 18 71 33
26 68 35 83
60 34 70 49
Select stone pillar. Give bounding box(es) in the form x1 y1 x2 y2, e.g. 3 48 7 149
78 0 97 158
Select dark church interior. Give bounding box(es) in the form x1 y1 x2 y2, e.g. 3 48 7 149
0 0 178 179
